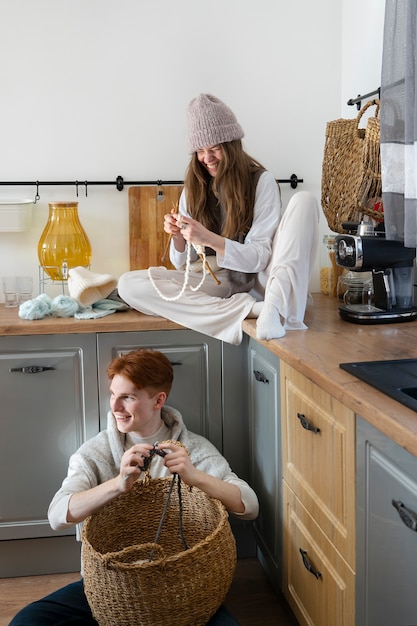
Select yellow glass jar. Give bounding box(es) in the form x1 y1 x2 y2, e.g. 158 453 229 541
38 201 92 280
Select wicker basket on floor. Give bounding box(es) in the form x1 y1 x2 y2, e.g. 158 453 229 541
82 476 237 626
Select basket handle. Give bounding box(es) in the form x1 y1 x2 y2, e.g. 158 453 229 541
140 440 191 561
148 473 189 561
356 98 380 126
102 543 166 569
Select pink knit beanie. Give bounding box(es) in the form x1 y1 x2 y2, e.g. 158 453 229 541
187 94 244 153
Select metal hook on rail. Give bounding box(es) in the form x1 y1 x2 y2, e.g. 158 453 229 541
34 181 40 204
156 179 164 202
116 175 124 191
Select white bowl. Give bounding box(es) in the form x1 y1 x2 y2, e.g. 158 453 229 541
0 199 33 232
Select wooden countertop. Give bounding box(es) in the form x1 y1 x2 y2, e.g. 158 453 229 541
2 295 417 457
244 294 417 458
0 306 183 335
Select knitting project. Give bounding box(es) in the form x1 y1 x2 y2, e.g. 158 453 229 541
148 242 207 301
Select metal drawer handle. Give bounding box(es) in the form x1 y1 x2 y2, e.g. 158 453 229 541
392 499 417 532
253 370 269 384
299 548 322 579
9 366 55 374
297 412 320 434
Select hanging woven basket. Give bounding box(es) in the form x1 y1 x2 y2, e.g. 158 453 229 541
82 476 237 626
321 99 382 232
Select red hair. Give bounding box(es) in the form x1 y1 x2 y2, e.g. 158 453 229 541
107 349 173 397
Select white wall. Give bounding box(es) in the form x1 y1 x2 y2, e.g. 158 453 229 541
0 0 384 300
341 0 384 117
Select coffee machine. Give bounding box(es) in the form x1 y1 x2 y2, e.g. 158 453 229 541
334 223 417 323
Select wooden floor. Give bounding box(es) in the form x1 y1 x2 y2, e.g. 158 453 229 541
0 558 297 626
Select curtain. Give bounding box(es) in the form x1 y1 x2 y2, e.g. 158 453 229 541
380 0 417 247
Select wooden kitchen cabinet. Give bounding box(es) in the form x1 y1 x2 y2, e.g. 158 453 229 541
283 482 355 626
356 417 417 626
247 338 282 589
280 362 355 626
0 334 99 578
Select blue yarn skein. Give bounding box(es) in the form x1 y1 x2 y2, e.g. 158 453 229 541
52 295 79 318
18 293 53 320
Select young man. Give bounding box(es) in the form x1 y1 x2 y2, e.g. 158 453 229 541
10 349 258 626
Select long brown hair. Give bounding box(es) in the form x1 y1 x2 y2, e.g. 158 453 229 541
184 140 266 240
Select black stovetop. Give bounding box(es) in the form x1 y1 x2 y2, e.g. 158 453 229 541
340 358 417 414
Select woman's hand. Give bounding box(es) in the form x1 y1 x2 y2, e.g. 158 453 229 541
164 213 186 252
171 216 225 256
164 212 183 237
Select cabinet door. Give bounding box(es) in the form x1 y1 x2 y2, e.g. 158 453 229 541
281 362 355 568
283 482 355 626
97 330 223 452
356 417 417 626
0 334 98 576
248 338 281 589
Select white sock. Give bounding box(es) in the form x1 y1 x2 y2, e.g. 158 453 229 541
256 301 286 340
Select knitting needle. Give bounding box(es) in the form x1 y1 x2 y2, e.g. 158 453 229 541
199 254 221 285
161 201 179 263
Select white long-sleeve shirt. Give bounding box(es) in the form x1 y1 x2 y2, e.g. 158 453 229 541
170 170 281 276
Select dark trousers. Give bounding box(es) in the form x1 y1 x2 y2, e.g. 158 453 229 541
9 579 240 625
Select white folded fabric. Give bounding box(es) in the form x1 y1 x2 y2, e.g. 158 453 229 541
68 266 117 307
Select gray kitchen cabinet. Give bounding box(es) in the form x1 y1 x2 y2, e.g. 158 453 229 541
0 334 99 577
247 337 282 590
0 327 253 578
97 329 255 558
356 417 417 626
96 329 224 451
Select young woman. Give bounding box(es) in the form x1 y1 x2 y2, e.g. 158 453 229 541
118 94 319 344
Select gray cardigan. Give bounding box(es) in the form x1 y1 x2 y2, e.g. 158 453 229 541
48 406 259 539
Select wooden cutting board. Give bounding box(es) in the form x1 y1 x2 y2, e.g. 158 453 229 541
129 185 183 270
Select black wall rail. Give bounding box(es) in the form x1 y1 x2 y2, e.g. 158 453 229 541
347 87 381 110
0 173 303 202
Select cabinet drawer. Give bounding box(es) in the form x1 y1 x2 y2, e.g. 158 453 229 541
283 482 355 626
281 363 355 567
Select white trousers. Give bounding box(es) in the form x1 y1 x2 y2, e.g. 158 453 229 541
118 191 320 345
258 190 320 330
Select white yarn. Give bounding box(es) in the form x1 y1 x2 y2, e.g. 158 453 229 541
148 243 207 301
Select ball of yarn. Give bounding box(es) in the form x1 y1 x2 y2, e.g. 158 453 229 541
52 295 79 318
18 293 53 320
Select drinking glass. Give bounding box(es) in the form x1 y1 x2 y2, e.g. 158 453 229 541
2 276 18 307
17 276 33 304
